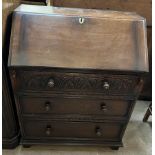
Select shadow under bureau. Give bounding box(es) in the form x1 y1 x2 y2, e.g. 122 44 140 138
8 5 149 150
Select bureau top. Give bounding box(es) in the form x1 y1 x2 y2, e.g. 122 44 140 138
13 4 145 19
8 4 149 72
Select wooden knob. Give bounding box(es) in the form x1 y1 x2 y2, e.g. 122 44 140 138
47 79 54 88
103 81 110 90
46 125 51 135
45 102 51 112
100 103 107 112
95 127 102 137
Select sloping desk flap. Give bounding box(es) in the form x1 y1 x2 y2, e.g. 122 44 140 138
8 4 149 72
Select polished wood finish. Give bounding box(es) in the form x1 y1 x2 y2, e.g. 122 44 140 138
13 69 140 97
52 0 152 26
50 0 152 100
9 5 148 149
9 67 143 148
9 5 148 72
2 0 21 149
23 120 124 140
2 64 20 149
19 96 131 117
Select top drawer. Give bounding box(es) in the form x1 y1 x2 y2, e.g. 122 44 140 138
11 69 140 96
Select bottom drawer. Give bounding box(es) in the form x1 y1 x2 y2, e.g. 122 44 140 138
22 120 124 141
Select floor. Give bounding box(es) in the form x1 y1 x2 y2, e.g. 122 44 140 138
3 100 152 155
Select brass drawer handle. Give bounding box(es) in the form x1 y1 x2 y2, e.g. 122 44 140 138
103 81 110 90
95 126 102 137
45 125 51 136
79 17 85 24
100 103 107 112
45 101 51 112
47 79 54 88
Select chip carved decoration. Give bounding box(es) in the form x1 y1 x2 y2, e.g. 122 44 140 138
15 71 139 95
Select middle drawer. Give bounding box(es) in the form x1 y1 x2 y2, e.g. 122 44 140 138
19 96 131 117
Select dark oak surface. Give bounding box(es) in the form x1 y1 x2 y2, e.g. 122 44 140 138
9 5 148 72
13 4 148 19
8 5 148 149
12 69 140 97
2 64 20 149
50 0 152 100
9 68 143 148
22 120 124 140
51 0 152 26
19 96 131 117
2 0 151 150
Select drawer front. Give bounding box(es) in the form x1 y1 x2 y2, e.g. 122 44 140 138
19 96 131 117
22 120 123 140
14 70 139 96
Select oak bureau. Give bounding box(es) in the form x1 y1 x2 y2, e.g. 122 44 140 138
8 4 149 150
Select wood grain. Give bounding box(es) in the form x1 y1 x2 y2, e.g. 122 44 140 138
52 0 152 26
50 0 152 100
8 4 148 149
19 96 131 117
23 120 124 140
9 5 148 72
